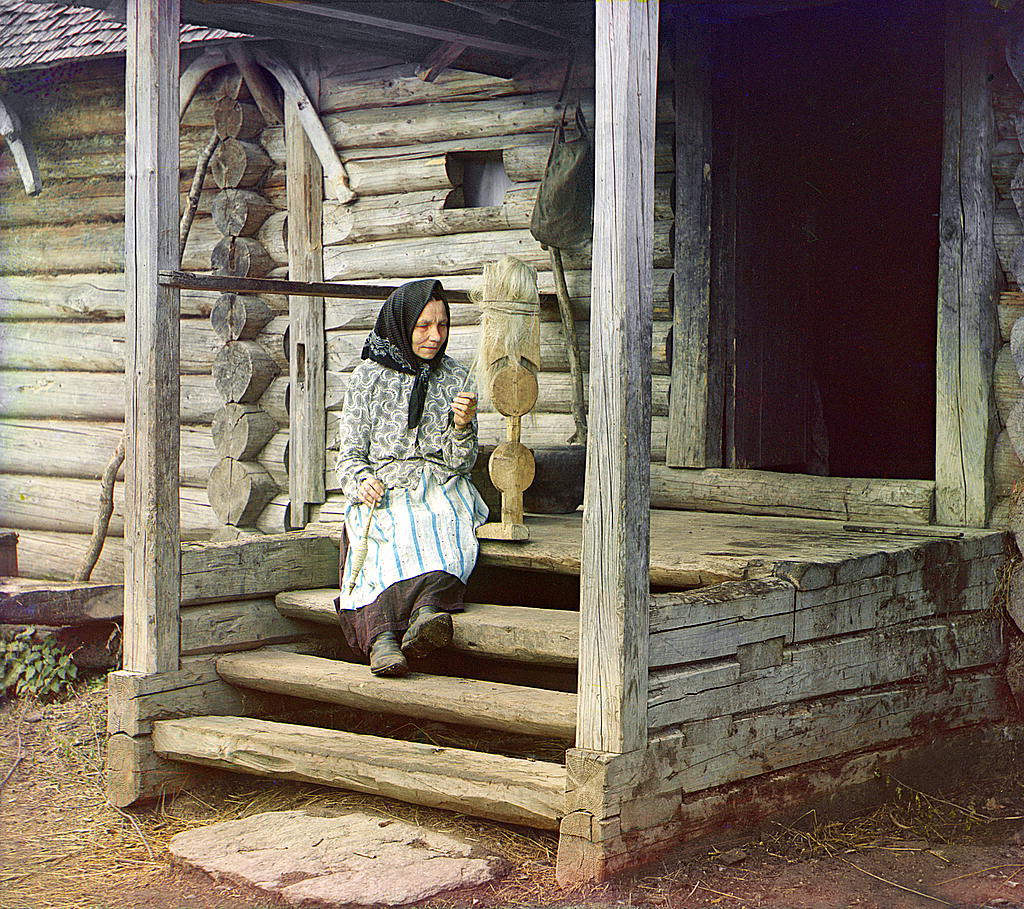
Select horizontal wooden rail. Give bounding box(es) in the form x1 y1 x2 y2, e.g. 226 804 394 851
160 270 496 304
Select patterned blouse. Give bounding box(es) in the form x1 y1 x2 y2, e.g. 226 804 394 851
334 356 478 503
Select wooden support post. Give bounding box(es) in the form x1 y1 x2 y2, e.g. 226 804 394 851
935 1 1000 526
666 17 719 467
123 0 182 673
286 51 326 528
576 0 658 756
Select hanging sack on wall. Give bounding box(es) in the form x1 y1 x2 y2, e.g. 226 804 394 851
529 103 594 250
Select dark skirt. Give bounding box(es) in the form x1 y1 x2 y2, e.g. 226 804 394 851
333 526 465 657
335 571 465 657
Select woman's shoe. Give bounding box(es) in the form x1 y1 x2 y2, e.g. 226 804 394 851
401 605 453 658
369 632 408 676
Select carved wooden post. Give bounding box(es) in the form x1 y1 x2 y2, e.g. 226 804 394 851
557 0 658 885
122 0 181 674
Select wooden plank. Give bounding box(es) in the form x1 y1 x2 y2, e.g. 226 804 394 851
216 650 577 740
650 465 935 524
151 715 566 829
643 672 1005 798
276 589 579 667
647 612 1005 730
649 561 1000 668
158 269 474 302
180 598 317 655
179 531 339 605
285 57 327 529
12 530 124 583
106 731 193 808
666 17 719 468
0 318 286 375
0 577 123 623
0 371 288 425
123 0 181 674
576 0 659 756
935 5 1001 526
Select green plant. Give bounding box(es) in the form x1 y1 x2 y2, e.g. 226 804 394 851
0 629 78 700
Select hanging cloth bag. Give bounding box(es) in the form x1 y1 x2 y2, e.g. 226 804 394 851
529 103 594 250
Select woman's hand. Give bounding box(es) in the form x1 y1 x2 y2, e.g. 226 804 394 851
451 392 477 429
358 476 385 507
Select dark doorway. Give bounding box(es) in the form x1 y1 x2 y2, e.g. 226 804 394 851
716 0 944 479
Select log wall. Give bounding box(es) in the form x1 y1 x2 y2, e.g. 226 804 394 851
0 58 293 580
990 40 1024 527
284 57 676 513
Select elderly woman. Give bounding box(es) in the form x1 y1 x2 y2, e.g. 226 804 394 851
334 279 489 677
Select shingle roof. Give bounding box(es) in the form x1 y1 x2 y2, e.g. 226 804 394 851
0 0 242 71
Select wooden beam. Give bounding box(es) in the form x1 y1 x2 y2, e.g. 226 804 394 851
935 2 1001 526
246 0 561 61
416 41 468 82
577 0 659 755
285 52 327 529
158 270 475 303
666 17 719 467
124 0 182 674
0 94 42 195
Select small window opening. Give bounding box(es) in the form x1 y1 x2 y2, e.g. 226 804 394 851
450 151 511 208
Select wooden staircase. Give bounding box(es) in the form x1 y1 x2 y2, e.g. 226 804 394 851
151 588 579 829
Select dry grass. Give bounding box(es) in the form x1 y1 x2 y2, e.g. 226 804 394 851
0 676 567 909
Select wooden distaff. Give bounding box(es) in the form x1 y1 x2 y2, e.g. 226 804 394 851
475 283 541 542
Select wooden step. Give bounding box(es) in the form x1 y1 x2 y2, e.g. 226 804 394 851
216 649 577 740
275 588 579 667
152 715 565 830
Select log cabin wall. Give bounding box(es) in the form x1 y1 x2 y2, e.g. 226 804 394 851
992 22 1024 528
0 56 290 581
273 51 676 513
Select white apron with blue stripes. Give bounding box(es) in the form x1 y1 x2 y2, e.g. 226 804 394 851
337 469 489 611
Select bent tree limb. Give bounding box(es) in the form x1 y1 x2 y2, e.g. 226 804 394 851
75 435 126 582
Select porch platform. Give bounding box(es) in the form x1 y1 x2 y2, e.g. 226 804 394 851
473 509 1004 589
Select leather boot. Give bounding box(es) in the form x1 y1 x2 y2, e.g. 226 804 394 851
401 605 453 658
369 631 408 676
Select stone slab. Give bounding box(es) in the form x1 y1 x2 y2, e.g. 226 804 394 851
168 808 507 907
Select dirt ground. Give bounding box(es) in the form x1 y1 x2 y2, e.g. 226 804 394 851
3 678 1024 909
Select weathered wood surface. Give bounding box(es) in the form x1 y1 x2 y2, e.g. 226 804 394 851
211 191 274 237
322 223 672 282
0 420 270 485
994 428 1024 497
212 341 281 403
0 274 240 320
995 344 1021 422
935 7 1000 526
286 73 327 528
208 458 278 526
276 589 579 667
210 294 274 341
181 599 317 656
0 317 285 375
213 98 264 141
216 650 577 740
322 188 460 244
575 0 659 756
0 577 122 623
667 18 719 468
0 371 287 426
12 530 123 583
0 473 284 539
211 405 277 460
649 555 1000 668
1000 291 1024 340
151 715 566 829
211 236 274 278
650 465 935 524
647 612 1004 730
180 531 338 605
122 0 181 675
106 731 194 808
326 321 672 376
209 138 272 189
467 511 1002 589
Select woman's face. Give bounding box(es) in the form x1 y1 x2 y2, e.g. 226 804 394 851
411 298 449 360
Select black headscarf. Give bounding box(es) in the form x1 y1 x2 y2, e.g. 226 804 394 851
361 278 449 428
